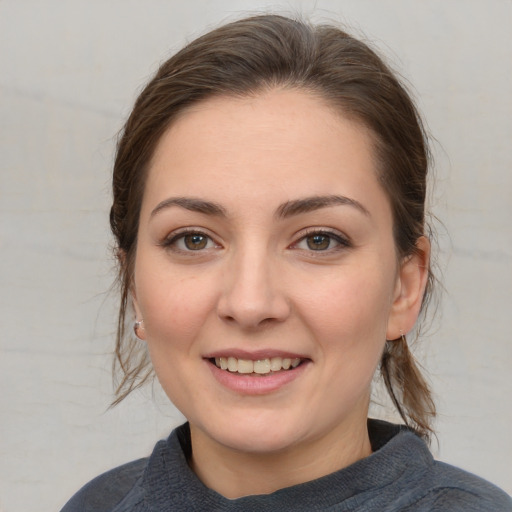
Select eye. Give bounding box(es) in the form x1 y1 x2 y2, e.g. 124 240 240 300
163 230 217 252
293 230 350 252
182 233 211 250
304 233 331 251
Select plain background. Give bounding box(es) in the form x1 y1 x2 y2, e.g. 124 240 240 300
1 1 511 510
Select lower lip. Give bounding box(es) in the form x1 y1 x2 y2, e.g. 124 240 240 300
206 360 309 395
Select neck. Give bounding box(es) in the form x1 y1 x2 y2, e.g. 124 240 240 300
189 418 372 499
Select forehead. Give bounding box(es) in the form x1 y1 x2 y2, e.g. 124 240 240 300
143 89 388 218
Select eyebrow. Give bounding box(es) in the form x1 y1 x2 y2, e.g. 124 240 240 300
276 195 370 218
150 197 227 218
150 194 370 219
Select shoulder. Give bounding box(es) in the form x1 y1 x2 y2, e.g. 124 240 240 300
60 425 191 512
407 459 512 511
60 457 148 512
368 421 511 511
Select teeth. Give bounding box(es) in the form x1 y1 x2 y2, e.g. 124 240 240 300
270 357 282 371
253 359 271 374
214 356 302 374
237 359 254 374
227 357 238 372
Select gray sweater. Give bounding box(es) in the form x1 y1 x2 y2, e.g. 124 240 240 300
61 420 511 511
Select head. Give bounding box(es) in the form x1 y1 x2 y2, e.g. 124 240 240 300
110 15 435 439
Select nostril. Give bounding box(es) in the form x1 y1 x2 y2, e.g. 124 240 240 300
216 284 291 328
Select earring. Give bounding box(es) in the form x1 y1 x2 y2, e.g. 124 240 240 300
133 320 145 341
387 330 407 343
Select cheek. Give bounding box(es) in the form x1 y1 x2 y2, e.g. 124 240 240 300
298 263 395 352
134 262 218 350
135 266 220 407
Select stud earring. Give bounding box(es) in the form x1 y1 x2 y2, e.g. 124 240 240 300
387 329 407 344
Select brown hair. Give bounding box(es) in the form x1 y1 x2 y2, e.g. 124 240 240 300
110 14 436 438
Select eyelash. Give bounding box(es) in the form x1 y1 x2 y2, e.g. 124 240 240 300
291 228 351 253
161 227 351 255
160 228 220 253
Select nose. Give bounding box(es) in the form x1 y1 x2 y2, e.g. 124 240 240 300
216 246 291 329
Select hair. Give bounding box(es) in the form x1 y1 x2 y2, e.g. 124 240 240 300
109 14 436 438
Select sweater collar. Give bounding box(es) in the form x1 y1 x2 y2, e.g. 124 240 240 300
141 419 433 511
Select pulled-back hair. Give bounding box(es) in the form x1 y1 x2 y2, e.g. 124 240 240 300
110 14 436 438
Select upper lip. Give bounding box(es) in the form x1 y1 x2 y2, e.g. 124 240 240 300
203 349 309 360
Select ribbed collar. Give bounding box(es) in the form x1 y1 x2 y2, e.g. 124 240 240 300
141 419 434 511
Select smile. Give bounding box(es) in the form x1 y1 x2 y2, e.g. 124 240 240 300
206 353 310 394
213 356 302 375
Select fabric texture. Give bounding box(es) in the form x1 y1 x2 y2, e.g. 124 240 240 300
61 419 511 511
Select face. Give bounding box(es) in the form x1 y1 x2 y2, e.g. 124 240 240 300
132 89 416 457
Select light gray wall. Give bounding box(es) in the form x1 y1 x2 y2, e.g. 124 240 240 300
1 1 511 510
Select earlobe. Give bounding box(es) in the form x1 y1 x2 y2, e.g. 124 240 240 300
133 319 146 341
386 236 430 340
131 287 147 342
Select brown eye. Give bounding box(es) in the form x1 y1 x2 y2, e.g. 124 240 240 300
293 230 350 253
162 230 218 253
183 233 209 250
306 234 331 251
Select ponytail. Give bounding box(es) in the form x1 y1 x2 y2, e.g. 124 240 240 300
380 335 436 440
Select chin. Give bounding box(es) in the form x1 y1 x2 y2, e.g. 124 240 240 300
220 430 300 455
194 411 306 455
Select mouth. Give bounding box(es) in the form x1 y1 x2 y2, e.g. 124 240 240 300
205 352 310 394
209 356 304 376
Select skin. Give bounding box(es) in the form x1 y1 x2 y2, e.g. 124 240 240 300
131 89 429 498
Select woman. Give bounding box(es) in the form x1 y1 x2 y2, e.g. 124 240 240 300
62 14 511 511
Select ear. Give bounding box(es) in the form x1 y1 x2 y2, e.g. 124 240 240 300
131 292 147 341
386 236 430 339
125 254 146 341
